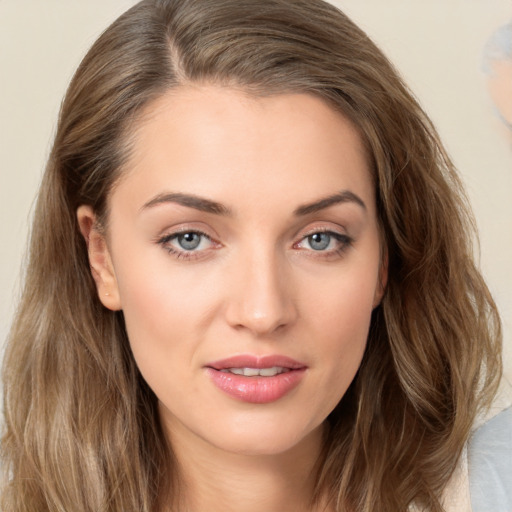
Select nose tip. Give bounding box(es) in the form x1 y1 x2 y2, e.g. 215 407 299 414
224 257 297 337
230 306 289 336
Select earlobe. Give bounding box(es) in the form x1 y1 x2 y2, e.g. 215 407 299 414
77 205 122 311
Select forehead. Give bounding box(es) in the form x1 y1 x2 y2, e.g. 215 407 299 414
112 85 375 216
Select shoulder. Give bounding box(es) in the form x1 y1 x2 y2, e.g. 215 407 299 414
468 406 512 512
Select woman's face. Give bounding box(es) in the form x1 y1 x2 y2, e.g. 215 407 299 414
81 86 385 456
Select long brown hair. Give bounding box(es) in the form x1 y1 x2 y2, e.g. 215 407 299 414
2 1 502 510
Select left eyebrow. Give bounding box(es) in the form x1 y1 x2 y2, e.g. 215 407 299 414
293 190 367 216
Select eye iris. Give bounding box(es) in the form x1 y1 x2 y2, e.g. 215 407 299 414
309 233 330 250
177 233 201 250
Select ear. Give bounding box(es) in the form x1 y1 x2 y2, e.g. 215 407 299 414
77 205 122 311
373 250 388 308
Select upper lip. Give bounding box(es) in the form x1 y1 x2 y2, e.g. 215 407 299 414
206 354 307 370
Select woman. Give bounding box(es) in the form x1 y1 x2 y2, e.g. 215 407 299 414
1 0 505 510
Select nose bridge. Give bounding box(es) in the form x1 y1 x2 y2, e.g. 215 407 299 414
225 241 296 335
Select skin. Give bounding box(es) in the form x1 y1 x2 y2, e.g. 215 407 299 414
78 85 386 512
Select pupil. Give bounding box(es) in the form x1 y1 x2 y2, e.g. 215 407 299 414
178 233 201 250
309 233 330 250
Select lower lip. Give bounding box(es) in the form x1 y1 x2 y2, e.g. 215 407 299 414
205 368 306 404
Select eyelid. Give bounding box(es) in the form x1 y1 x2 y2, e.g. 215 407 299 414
159 229 213 247
299 224 343 236
293 225 353 255
294 229 350 246
155 221 219 245
156 227 221 260
155 222 353 261
295 223 349 242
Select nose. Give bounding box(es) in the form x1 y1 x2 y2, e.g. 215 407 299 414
224 248 298 337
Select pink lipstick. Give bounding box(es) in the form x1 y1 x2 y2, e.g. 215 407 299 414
205 355 307 404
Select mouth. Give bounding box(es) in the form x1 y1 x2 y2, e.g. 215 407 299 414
219 366 291 377
205 355 307 404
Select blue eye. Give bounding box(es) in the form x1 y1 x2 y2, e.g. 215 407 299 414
158 230 215 259
176 232 202 251
295 230 352 255
307 232 331 251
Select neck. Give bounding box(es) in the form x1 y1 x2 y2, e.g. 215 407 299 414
163 419 330 512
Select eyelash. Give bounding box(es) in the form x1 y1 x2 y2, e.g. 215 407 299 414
294 228 353 257
157 228 353 261
157 229 216 261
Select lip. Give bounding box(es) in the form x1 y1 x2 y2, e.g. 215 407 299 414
205 354 307 404
207 354 306 371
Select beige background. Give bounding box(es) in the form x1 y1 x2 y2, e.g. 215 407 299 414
1 1 511 384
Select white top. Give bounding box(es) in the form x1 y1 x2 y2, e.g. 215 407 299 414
468 406 512 511
442 383 512 512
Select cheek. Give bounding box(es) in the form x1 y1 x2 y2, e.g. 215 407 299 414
113 239 216 334
111 254 209 382
309 256 379 339
307 265 378 398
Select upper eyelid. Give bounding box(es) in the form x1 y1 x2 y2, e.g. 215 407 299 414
157 225 216 242
297 231 351 244
160 228 211 240
301 226 343 235
158 231 217 252
296 225 349 239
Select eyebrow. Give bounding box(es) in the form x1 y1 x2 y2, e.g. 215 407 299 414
293 190 367 216
141 192 231 215
140 189 366 217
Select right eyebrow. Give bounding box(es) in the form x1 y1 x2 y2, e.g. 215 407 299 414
140 192 232 216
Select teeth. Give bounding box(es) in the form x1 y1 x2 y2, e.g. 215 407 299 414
259 367 283 377
220 366 290 377
243 367 260 377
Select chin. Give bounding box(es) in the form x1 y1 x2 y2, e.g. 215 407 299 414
198 417 325 458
